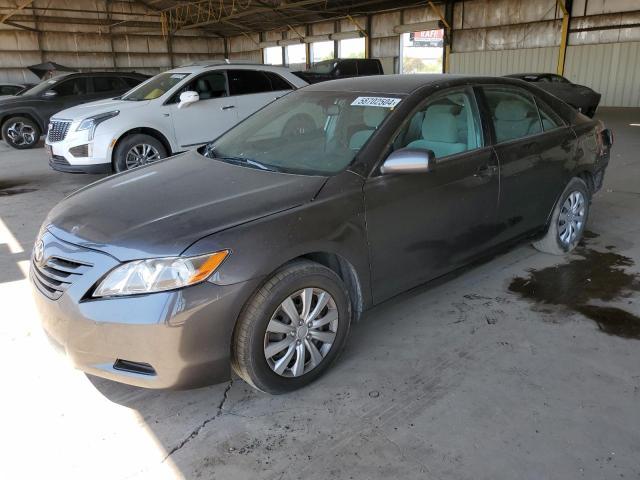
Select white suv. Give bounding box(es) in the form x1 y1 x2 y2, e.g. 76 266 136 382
45 61 307 173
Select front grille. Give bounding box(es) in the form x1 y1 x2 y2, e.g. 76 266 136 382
32 256 90 300
47 120 71 143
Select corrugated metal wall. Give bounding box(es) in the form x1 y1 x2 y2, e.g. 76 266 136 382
565 41 640 107
449 47 558 75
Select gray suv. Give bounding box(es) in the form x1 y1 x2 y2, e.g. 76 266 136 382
0 72 146 149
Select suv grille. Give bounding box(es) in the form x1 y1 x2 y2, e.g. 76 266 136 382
48 120 71 142
32 256 90 300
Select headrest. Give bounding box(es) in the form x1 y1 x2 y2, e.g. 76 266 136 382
363 107 387 128
428 104 458 115
421 109 459 143
495 100 529 121
196 79 209 90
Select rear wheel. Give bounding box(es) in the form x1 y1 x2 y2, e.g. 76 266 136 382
232 261 352 394
533 177 590 255
2 116 40 149
113 134 167 172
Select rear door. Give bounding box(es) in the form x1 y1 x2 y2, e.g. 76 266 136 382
364 87 500 303
87 75 127 102
479 85 574 242
227 69 290 122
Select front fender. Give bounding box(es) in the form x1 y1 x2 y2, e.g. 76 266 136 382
181 171 372 309
0 105 47 131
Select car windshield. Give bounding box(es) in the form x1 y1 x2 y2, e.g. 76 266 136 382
122 72 190 101
309 60 337 74
203 90 402 175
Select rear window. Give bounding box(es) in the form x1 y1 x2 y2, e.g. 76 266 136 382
264 71 293 91
358 60 380 75
93 76 125 93
228 70 272 95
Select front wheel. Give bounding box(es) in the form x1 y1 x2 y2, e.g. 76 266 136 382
232 261 352 394
1 116 41 149
113 134 167 172
533 177 591 255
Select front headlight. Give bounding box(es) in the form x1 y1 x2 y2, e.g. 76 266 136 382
77 110 119 140
93 250 230 297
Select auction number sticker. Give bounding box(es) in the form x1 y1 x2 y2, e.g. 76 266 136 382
351 96 402 108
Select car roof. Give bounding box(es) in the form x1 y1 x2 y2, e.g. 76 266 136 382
52 71 146 79
302 74 526 95
167 62 295 75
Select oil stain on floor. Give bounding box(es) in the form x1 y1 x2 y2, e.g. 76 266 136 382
509 232 640 339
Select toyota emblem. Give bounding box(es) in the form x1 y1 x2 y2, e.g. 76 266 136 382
34 238 45 264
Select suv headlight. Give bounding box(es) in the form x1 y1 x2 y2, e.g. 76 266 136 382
93 250 230 297
77 110 119 140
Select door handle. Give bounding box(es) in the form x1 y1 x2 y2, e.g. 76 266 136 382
221 105 235 110
475 164 498 178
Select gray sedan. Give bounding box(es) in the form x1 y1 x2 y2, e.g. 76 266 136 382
32 75 612 393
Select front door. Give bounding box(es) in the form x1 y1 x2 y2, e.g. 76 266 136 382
364 87 500 303
168 70 238 148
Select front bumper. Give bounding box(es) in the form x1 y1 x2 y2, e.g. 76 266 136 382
46 126 114 174
31 229 259 389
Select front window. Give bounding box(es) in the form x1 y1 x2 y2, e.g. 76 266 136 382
392 89 483 158
203 90 402 175
122 72 190 101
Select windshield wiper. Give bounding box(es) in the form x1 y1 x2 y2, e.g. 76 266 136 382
206 148 279 172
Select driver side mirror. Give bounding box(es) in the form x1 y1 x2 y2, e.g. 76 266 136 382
380 148 435 174
42 90 58 98
178 91 199 109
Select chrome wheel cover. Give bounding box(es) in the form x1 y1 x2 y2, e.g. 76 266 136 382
6 122 36 146
558 190 586 246
125 144 161 169
264 288 339 378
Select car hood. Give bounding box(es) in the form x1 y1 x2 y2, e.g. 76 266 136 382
45 151 328 261
53 98 151 120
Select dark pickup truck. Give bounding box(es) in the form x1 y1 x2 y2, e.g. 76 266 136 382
294 58 383 84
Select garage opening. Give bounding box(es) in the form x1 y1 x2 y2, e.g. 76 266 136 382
399 29 444 74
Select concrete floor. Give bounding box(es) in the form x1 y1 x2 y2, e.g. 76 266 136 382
1 108 639 479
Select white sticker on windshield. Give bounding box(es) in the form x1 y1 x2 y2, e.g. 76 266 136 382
351 96 401 108
170 74 188 79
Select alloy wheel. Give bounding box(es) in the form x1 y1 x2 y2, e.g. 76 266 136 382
264 288 339 378
6 122 36 146
125 143 161 169
558 190 586 246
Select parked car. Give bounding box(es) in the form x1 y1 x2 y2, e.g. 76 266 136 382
32 75 612 393
45 62 307 173
0 72 147 150
506 73 601 117
0 82 35 98
293 58 383 84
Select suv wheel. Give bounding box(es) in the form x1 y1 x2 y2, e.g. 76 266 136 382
2 116 40 149
232 261 352 394
113 134 167 172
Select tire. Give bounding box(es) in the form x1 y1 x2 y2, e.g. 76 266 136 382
1 116 41 149
532 177 590 255
232 260 352 394
113 134 167 172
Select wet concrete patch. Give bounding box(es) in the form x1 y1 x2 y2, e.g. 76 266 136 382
509 235 640 339
0 180 37 196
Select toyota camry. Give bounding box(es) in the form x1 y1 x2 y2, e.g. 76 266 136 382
31 75 612 393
